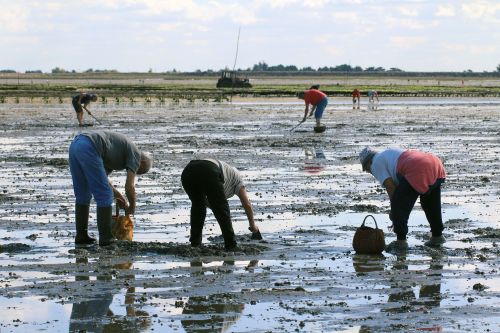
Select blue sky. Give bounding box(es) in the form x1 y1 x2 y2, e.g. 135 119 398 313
1 0 499 72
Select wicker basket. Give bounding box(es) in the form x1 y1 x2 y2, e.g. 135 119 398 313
352 215 385 254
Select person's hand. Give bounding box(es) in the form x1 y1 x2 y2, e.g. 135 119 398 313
116 195 129 210
301 116 307 123
249 226 263 240
126 205 135 216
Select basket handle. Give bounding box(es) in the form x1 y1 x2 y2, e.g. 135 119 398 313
361 214 379 229
115 199 121 216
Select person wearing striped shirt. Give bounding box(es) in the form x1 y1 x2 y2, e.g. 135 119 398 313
181 159 260 250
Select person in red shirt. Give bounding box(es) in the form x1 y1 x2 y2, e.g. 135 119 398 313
297 89 328 127
352 89 361 109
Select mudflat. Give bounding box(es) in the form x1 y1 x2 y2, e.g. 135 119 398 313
0 96 499 332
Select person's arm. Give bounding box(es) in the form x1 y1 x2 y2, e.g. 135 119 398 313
382 177 397 200
124 170 137 215
237 186 258 232
77 93 83 104
309 105 316 117
108 179 128 209
302 104 309 121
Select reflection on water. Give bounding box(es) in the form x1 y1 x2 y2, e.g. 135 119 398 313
181 294 245 333
302 148 326 174
178 260 256 332
352 254 386 274
383 254 443 314
69 253 151 333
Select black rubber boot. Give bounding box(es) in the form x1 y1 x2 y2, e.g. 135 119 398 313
74 204 96 245
97 206 116 246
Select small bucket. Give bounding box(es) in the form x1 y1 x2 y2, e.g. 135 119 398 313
313 125 326 133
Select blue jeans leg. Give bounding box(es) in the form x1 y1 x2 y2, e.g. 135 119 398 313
314 97 328 120
69 135 113 207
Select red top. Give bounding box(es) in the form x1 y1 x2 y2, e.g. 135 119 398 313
304 89 327 106
397 150 446 194
352 89 361 98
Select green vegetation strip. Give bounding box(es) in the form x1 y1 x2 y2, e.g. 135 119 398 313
1 83 499 100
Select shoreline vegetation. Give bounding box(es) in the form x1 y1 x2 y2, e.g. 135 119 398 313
1 72 499 101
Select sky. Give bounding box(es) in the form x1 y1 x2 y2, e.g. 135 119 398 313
1 0 499 73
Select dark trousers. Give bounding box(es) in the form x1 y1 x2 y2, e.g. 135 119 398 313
181 160 236 249
391 177 444 240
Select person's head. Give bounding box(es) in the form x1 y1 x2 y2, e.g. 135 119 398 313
137 152 152 175
91 94 98 102
297 91 305 99
359 147 377 173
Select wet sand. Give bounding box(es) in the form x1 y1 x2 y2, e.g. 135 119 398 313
0 97 499 332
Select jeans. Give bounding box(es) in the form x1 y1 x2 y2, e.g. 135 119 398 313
69 135 113 207
314 97 328 119
181 160 236 249
391 176 444 240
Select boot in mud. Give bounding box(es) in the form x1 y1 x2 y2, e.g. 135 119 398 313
74 204 96 245
97 206 116 246
424 235 446 247
385 240 408 254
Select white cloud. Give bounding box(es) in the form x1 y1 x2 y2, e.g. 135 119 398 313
304 0 329 8
390 36 426 48
462 1 500 23
436 4 455 17
266 0 299 8
470 45 496 55
398 5 419 17
444 43 497 56
325 45 342 56
385 16 437 30
0 4 29 32
184 38 209 46
156 23 183 32
332 11 359 23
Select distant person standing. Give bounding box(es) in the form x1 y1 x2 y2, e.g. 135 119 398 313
359 147 446 252
72 93 98 127
352 89 361 109
367 90 379 110
297 88 329 128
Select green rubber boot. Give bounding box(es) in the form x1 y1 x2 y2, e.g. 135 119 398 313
74 204 96 245
97 206 116 246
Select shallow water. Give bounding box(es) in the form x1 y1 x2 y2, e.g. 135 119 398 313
0 98 499 332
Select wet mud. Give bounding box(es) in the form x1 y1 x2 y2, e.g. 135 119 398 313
0 97 499 332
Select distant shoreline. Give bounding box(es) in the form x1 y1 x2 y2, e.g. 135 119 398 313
1 73 499 99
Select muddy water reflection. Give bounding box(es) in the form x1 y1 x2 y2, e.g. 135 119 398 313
69 254 151 333
178 260 258 332
383 254 443 314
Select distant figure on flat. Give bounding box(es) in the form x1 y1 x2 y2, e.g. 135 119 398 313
367 90 379 110
359 147 446 253
352 89 361 109
72 93 98 127
297 88 328 130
